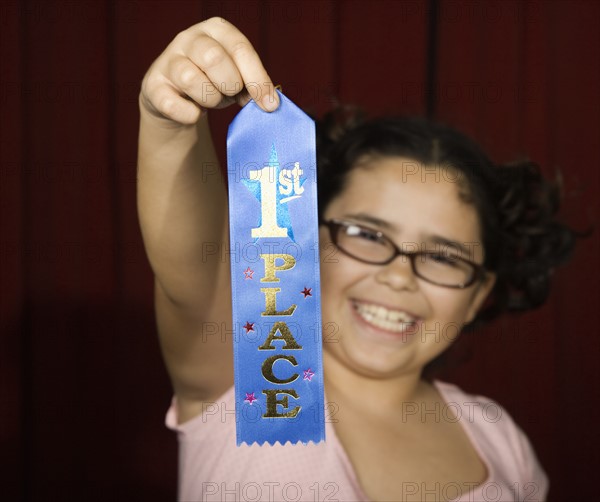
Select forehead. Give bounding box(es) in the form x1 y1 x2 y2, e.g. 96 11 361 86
324 157 483 250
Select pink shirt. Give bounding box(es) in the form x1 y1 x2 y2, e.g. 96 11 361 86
166 380 548 501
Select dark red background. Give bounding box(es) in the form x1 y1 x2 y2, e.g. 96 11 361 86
2 1 598 500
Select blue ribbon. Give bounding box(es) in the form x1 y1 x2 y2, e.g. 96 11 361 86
227 90 325 446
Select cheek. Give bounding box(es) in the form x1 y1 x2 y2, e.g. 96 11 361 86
318 227 350 287
425 286 478 323
319 257 347 306
318 228 332 269
318 248 367 318
318 243 340 317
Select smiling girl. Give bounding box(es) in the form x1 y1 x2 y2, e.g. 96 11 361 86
138 18 574 502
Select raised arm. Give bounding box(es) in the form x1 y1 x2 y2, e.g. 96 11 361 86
137 18 279 416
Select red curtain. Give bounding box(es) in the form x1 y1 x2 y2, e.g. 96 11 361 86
2 1 598 500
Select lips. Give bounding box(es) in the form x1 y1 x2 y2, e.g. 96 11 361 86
352 300 420 334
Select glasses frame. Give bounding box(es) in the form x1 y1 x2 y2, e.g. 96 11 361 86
322 219 487 289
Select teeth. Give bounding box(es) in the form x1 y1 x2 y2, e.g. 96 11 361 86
354 302 417 333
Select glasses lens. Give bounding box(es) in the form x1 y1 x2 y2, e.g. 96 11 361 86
328 220 479 288
414 252 475 287
333 222 394 263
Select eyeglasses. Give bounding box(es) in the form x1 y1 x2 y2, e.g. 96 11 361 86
322 219 487 289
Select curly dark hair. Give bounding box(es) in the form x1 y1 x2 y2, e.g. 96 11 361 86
315 107 578 324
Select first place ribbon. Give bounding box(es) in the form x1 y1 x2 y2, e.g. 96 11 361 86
226 90 325 446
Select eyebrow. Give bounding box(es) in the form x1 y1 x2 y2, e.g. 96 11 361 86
342 213 475 258
342 213 397 231
427 236 474 258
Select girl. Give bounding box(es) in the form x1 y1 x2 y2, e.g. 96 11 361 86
138 17 573 502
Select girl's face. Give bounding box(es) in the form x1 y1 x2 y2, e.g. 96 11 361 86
319 156 496 380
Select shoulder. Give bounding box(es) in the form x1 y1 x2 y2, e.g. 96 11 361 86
165 385 236 441
434 380 549 499
433 380 507 426
433 380 535 456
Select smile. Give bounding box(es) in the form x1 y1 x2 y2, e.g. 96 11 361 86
352 300 419 333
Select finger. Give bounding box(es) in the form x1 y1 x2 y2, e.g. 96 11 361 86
185 35 245 101
234 88 252 108
167 54 225 109
198 18 279 112
143 77 201 125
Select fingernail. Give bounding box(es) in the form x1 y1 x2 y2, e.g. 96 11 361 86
262 93 279 112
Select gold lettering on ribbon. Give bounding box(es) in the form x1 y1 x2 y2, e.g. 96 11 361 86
258 322 303 350
262 389 300 418
261 287 297 316
261 355 299 384
260 254 296 283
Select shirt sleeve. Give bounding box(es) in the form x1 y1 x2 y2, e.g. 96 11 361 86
511 418 549 501
489 400 549 502
435 380 550 502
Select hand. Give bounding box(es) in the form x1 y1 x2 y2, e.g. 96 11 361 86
140 17 279 126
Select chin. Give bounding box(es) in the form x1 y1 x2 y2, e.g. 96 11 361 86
326 340 422 380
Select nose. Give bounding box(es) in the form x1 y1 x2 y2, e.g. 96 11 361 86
374 254 419 291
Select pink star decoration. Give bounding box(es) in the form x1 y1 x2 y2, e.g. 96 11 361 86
243 321 255 333
243 267 254 280
303 368 315 381
301 287 312 298
244 392 258 405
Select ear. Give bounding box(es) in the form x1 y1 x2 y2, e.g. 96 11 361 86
465 272 497 324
